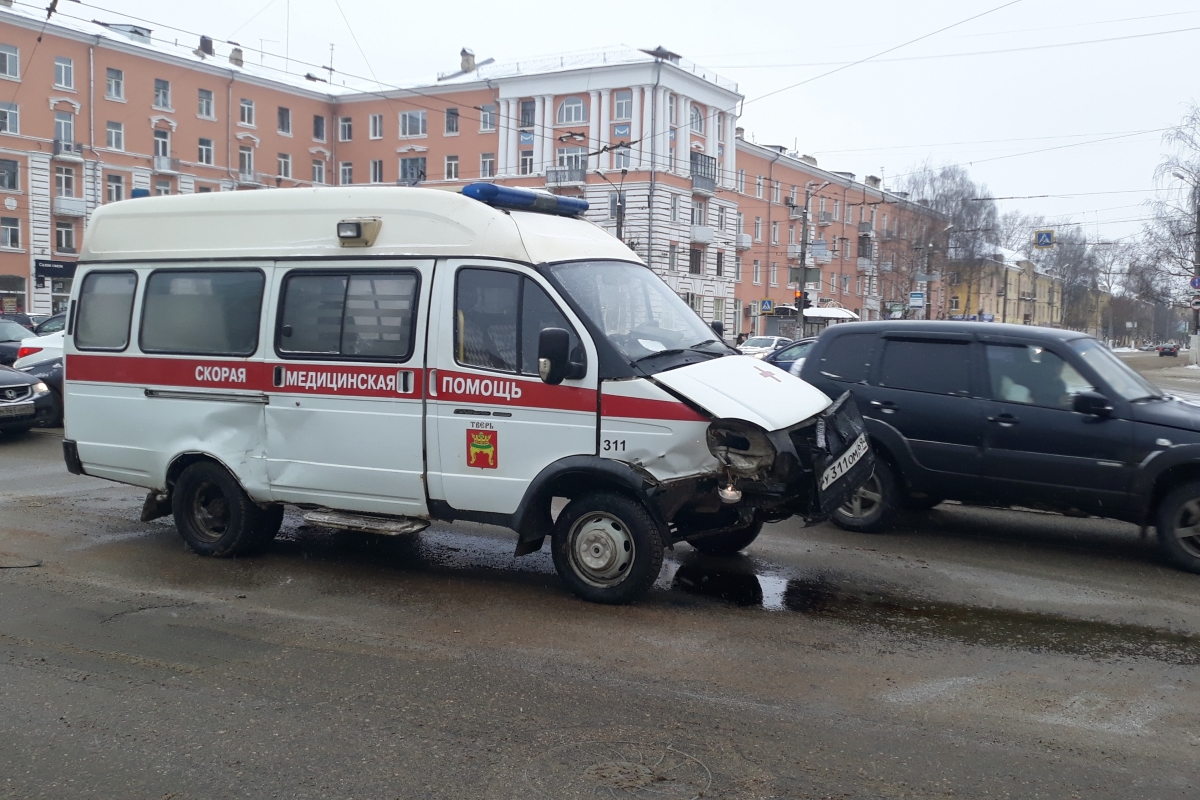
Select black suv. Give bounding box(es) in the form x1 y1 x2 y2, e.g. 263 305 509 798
800 321 1200 574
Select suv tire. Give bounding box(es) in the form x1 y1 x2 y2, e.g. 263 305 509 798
551 492 665 604
830 458 898 533
1155 481 1200 574
172 461 281 558
688 520 764 556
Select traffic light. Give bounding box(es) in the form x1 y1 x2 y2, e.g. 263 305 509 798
801 291 813 310
794 289 802 306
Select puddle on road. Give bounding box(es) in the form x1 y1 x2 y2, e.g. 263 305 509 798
270 519 1200 665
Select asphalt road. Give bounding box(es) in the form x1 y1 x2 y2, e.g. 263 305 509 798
3 366 1200 798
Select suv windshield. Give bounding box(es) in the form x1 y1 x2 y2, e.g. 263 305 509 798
1070 338 1163 401
548 260 729 365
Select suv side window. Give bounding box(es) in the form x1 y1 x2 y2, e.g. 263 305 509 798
985 343 1093 409
878 339 972 396
816 333 878 383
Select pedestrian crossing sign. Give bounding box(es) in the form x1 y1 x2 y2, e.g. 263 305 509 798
1035 230 1054 249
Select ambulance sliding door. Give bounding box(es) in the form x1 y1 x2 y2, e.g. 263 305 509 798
264 260 432 516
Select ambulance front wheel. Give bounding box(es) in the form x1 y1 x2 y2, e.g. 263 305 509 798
172 461 282 558
551 492 665 605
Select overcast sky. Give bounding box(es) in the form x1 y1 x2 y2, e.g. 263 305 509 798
56 0 1200 248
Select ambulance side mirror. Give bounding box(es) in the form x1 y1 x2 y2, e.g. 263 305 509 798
538 327 583 385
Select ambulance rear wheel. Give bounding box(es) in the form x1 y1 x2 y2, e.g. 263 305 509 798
551 492 664 605
172 461 278 558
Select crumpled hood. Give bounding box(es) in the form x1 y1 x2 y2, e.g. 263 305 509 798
1134 396 1200 435
651 355 832 431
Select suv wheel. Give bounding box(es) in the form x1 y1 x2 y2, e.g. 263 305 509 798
1155 481 1200 573
831 459 898 533
551 492 665 604
688 520 764 556
172 461 282 558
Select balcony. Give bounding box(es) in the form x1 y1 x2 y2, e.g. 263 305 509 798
788 205 806 221
734 233 751 250
857 257 878 276
858 221 875 237
786 244 814 264
52 196 86 217
810 241 832 264
690 225 715 244
818 211 832 226
238 170 266 186
153 155 180 173
546 167 586 187
53 139 83 160
689 152 717 196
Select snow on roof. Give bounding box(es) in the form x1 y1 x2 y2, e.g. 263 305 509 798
804 307 860 320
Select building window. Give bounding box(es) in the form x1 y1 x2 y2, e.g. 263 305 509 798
689 105 704 134
0 159 17 191
54 57 73 89
54 166 74 197
153 78 170 109
754 217 762 242
519 150 533 175
155 180 170 196
339 162 353 185
369 113 383 139
668 94 676 124
238 145 253 176
613 145 630 169
445 108 459 135
480 104 495 132
105 68 123 100
0 217 18 249
239 99 255 126
856 276 863 295
480 152 495 178
833 199 840 220
557 96 585 125
670 195 679 222
770 263 778 287
736 212 744 235
717 206 726 231
399 157 425 185
444 155 459 180
737 170 745 193
0 102 17 135
613 90 632 120
105 174 123 202
369 159 383 183
692 199 706 226
198 138 213 165
396 110 423 138
713 297 725 324
772 181 781 204
771 221 779 245
520 100 536 128
55 220 75 252
734 256 742 282
339 116 353 141
0 45 18 79
54 111 73 144
105 121 122 150
277 107 291 135
689 249 702 275
753 259 761 285
715 251 724 277
668 244 677 271
557 147 585 169
842 274 851 293
717 113 725 143
313 115 326 142
198 88 213 118
755 176 762 199
311 159 325 184
153 129 169 158
278 153 292 179
950 296 960 311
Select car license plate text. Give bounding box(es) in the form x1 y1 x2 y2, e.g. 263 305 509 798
820 433 869 492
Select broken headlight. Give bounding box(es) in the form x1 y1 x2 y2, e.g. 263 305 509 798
706 420 777 478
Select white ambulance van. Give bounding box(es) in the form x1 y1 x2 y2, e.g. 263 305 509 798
62 184 872 604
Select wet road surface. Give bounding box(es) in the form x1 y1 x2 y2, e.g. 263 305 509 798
2 425 1200 798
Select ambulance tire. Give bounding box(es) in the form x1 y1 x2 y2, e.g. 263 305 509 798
687 520 764 556
551 492 665 605
172 461 279 558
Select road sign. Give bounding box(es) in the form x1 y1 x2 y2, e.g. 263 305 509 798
1190 276 1200 290
759 299 774 315
908 291 925 309
1034 230 1054 249
1191 296 1200 311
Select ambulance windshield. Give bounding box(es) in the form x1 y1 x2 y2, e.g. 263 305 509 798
548 260 731 365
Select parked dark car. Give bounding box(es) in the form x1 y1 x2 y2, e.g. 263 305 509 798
0 313 34 331
763 337 817 375
0 319 33 365
20 356 62 427
1159 344 1178 357
0 364 57 434
800 321 1200 574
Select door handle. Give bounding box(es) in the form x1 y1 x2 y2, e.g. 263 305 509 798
988 414 1019 427
869 400 897 414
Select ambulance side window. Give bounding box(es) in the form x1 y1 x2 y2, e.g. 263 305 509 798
75 271 136 351
454 268 580 375
277 270 418 361
141 269 264 356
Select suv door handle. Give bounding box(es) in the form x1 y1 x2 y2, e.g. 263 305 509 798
869 400 897 414
988 413 1019 427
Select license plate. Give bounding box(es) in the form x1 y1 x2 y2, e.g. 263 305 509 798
820 432 869 492
0 400 33 419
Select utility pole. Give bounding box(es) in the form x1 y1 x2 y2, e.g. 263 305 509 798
1192 182 1200 363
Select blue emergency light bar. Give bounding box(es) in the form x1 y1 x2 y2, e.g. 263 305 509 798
462 183 588 217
